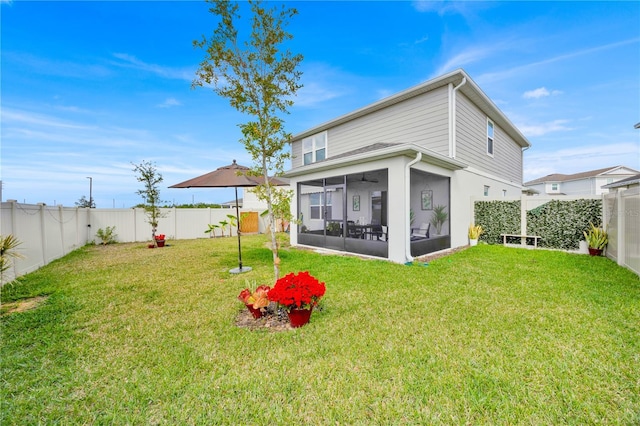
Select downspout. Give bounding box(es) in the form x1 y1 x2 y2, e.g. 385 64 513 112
448 77 467 158
405 152 422 263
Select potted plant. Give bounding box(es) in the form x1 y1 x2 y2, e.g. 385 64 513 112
583 222 608 256
468 224 483 246
326 222 341 236
154 234 166 248
267 271 326 327
431 205 448 236
238 285 271 319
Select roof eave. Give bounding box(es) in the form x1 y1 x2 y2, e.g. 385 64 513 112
283 144 467 178
290 68 531 149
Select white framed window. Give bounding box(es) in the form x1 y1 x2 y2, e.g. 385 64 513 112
487 119 494 156
302 132 327 165
502 189 507 197
551 183 559 191
309 191 332 219
484 185 490 196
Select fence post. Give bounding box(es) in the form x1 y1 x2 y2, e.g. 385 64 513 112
617 190 625 266
59 205 66 255
173 206 178 239
39 203 47 265
10 200 18 279
520 195 527 246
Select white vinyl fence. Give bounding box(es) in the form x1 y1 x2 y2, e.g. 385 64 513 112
1 201 268 282
603 187 640 276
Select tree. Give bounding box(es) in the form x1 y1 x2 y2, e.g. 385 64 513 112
132 161 166 246
193 0 302 281
75 195 95 208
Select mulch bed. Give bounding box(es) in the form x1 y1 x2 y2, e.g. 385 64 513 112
235 305 294 332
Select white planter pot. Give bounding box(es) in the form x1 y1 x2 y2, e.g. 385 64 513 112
469 238 478 246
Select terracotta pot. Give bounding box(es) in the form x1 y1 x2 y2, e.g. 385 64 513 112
287 307 313 328
246 304 262 319
588 248 603 257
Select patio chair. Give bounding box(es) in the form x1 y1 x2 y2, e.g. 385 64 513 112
347 221 363 239
410 222 430 240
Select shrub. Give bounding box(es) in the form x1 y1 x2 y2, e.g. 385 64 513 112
95 226 117 245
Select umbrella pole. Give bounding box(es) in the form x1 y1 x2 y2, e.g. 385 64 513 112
230 186 251 274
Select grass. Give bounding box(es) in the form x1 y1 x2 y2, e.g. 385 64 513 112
1 235 639 424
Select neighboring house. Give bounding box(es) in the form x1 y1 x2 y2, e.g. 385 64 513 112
283 69 531 263
601 173 640 191
222 183 291 210
524 166 640 196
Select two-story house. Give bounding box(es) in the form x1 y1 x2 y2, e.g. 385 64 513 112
524 166 640 196
284 69 531 263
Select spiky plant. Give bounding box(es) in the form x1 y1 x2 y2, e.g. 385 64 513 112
0 234 25 285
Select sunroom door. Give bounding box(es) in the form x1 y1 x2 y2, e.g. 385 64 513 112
323 184 345 251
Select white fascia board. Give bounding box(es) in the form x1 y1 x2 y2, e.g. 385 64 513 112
283 144 467 178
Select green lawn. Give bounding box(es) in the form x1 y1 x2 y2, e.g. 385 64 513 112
2 235 639 424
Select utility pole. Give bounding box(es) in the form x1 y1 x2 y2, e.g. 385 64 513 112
86 177 93 208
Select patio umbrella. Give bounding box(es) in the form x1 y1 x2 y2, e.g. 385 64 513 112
169 160 286 274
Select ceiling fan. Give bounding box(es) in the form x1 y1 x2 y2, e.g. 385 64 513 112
357 173 378 183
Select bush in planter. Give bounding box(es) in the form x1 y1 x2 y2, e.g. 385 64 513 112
468 224 483 240
326 222 341 236
431 205 448 235
583 222 608 253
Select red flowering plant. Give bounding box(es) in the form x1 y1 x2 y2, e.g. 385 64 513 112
238 285 271 310
154 234 166 241
267 271 326 312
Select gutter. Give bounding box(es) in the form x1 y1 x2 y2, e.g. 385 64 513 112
448 77 467 158
405 152 422 263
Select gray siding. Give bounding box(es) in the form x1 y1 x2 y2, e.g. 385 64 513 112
290 86 449 168
455 93 523 184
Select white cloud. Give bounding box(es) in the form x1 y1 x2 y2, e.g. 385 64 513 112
412 1 483 16
478 37 640 84
111 53 194 81
517 119 573 137
157 98 182 108
414 35 429 45
523 87 563 99
2 108 95 130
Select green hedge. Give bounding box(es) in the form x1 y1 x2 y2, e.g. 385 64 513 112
527 199 602 250
474 199 602 250
474 201 521 244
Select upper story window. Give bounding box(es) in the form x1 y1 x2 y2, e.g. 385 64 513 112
551 183 559 191
484 185 490 196
303 132 327 165
486 119 494 156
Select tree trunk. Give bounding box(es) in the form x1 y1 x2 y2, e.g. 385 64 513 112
262 165 280 281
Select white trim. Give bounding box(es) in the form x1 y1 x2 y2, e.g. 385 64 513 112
486 118 495 157
302 131 328 165
463 166 523 188
284 143 467 178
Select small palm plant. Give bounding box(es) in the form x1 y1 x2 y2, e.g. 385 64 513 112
468 224 483 239
583 222 608 250
0 234 25 285
226 214 238 236
204 223 221 238
431 205 448 235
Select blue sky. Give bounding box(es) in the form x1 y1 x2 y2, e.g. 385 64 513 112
2 1 639 207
